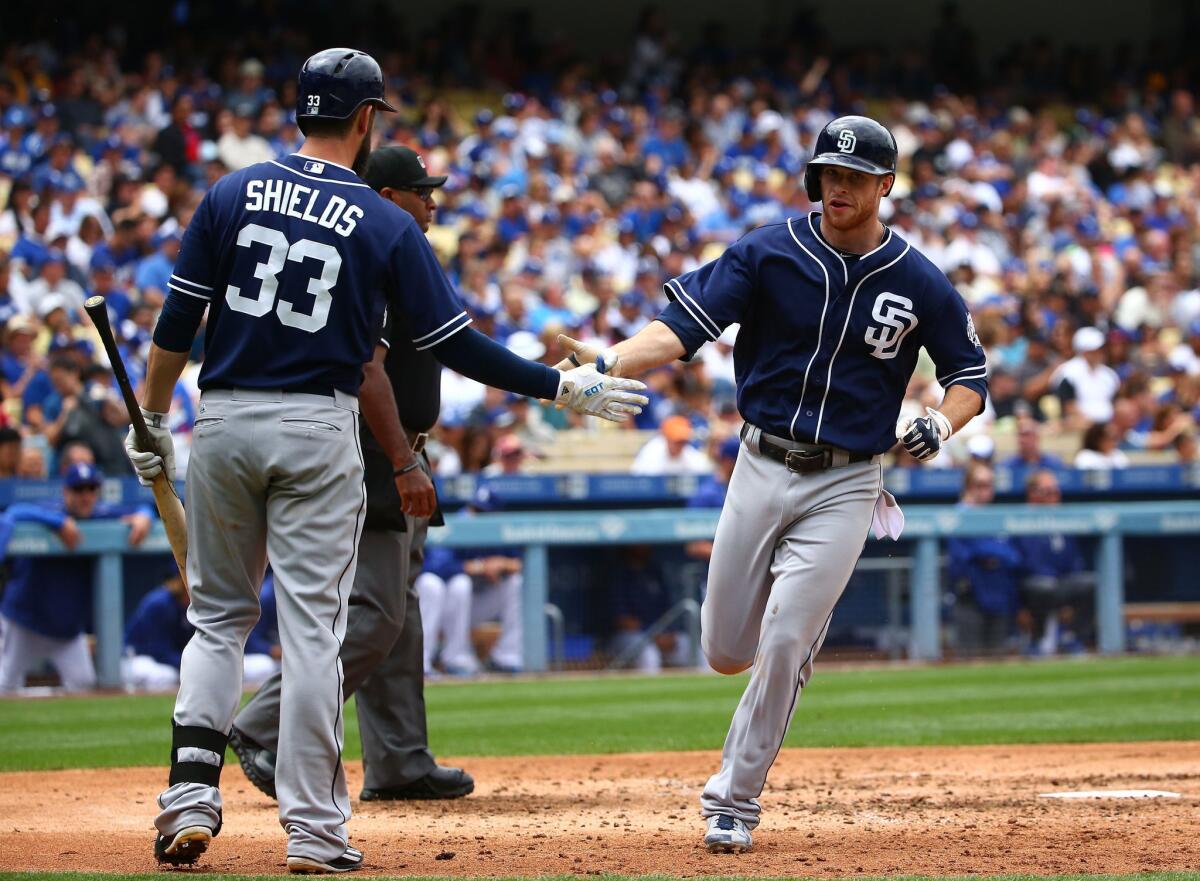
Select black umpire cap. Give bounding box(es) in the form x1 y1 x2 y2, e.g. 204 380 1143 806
363 146 447 192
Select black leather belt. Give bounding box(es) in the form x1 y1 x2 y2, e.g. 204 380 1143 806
206 382 340 398
741 423 873 474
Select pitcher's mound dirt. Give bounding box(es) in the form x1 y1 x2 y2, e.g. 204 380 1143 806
1 742 1197 876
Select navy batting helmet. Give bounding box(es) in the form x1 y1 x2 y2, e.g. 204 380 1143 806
803 116 897 202
296 48 395 125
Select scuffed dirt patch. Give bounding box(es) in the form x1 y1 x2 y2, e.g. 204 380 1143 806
0 742 1196 876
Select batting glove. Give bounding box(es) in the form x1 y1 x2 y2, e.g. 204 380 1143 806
555 365 648 422
124 408 176 486
557 333 623 377
896 406 953 462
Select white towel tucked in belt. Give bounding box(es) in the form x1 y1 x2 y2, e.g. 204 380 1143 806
871 489 905 540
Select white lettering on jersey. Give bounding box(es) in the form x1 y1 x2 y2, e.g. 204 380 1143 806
864 292 918 360
966 313 982 348
837 129 857 153
243 180 360 238
245 179 264 211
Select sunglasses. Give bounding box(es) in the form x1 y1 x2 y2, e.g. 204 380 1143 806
396 186 435 200
68 484 100 493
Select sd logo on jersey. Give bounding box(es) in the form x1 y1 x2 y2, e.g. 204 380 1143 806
864 292 918 359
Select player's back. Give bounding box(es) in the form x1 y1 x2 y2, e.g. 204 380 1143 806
171 153 411 395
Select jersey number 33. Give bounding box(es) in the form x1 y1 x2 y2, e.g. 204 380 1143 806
227 222 342 334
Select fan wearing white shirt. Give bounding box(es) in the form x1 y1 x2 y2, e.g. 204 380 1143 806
1051 327 1120 427
631 415 713 476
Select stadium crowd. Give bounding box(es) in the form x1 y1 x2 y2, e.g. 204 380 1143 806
1 9 1200 683
1 11 1198 482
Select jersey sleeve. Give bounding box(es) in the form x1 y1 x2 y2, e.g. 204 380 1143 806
920 277 989 410
658 236 754 359
388 223 471 351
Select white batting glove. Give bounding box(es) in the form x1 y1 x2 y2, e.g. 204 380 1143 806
124 408 176 486
555 365 649 422
896 406 953 462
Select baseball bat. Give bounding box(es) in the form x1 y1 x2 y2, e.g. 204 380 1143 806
83 295 189 600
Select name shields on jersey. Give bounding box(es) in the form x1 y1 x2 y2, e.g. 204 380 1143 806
243 179 362 237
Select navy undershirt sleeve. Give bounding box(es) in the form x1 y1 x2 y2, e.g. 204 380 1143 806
431 327 561 400
152 293 208 352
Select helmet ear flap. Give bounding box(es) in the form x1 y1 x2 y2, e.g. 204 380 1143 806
804 165 822 202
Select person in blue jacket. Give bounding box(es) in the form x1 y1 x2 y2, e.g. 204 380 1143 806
946 462 1022 656
123 563 192 690
1011 469 1095 654
122 565 282 691
0 462 153 691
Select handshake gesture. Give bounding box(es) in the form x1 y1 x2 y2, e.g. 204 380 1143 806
554 335 646 422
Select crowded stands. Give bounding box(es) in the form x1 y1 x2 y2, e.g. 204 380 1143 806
0 9 1197 482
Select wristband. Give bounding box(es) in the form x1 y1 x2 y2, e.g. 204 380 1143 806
393 461 420 476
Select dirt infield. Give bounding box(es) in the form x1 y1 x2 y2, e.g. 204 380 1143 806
1 742 1196 877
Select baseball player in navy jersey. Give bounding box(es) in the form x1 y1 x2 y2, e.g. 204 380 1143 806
125 48 646 874
558 115 987 853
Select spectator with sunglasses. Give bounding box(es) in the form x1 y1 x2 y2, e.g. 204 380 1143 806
0 461 153 691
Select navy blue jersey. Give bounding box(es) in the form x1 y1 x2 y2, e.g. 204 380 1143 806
163 153 470 394
658 212 988 455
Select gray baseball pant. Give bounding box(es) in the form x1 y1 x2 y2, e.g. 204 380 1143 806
154 389 365 864
234 514 437 788
699 428 881 829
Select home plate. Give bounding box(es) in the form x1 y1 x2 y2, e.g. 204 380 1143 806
1039 790 1181 799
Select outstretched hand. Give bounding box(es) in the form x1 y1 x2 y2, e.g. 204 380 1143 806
555 364 648 422
556 334 622 377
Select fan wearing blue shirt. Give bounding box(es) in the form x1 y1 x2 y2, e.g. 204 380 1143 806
133 231 180 306
0 463 154 691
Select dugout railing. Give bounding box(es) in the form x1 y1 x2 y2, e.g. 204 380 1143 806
6 499 1200 685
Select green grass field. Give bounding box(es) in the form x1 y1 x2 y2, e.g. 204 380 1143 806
1 655 1196 773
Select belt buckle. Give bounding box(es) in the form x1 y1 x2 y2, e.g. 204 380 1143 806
411 432 429 454
784 448 829 473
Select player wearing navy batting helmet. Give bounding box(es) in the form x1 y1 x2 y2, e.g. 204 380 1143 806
130 47 646 874
557 113 986 854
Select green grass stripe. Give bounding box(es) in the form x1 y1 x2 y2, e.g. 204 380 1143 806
0 655 1196 772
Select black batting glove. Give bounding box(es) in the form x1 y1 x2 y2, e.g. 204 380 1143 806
897 407 952 462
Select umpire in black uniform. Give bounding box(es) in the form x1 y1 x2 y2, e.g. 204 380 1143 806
230 146 474 801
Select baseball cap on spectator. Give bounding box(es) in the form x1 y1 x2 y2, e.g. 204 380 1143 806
661 415 692 443
64 462 103 489
506 330 545 361
1072 326 1106 353
7 315 39 337
966 434 995 461
474 109 495 127
90 251 118 273
38 293 69 318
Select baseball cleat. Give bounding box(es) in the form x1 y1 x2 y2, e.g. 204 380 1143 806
229 726 277 799
287 846 364 874
360 765 474 801
704 814 752 853
154 825 213 865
